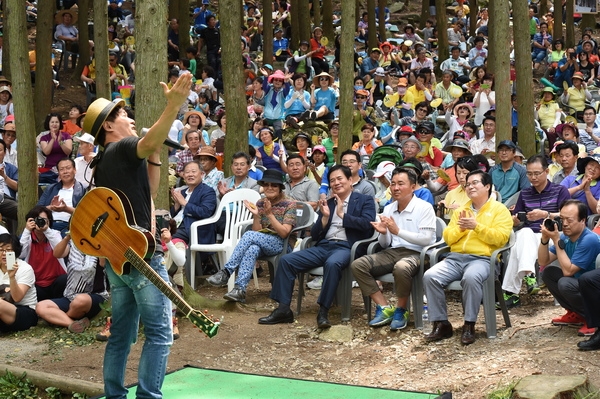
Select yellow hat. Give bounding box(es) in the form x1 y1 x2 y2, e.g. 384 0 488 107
83 98 125 144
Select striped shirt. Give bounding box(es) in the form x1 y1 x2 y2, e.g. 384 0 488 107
513 181 571 232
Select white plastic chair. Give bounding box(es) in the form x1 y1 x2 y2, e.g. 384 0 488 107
189 189 261 290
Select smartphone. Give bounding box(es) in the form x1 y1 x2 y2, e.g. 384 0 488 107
480 84 490 90
306 147 312 158
517 212 527 223
5 251 15 271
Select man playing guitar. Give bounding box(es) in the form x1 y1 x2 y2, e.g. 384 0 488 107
81 73 192 398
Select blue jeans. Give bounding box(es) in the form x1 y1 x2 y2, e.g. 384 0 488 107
104 254 173 399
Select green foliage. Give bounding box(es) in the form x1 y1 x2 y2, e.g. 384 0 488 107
72 392 88 399
45 386 61 399
0 370 38 399
486 379 518 399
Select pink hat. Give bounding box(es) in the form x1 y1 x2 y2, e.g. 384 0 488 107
4 114 14 123
268 70 286 83
312 145 326 154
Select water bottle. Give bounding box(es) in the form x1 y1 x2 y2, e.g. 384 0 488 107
422 306 432 335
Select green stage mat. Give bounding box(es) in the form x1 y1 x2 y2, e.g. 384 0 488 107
94 366 442 398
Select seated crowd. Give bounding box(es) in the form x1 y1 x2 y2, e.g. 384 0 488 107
6 2 600 355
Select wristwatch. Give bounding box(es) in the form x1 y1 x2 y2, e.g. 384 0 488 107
557 240 566 250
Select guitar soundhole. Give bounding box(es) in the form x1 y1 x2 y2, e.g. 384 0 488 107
79 238 101 251
106 196 121 220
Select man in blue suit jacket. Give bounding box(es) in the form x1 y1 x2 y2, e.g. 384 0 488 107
171 161 217 252
259 164 376 328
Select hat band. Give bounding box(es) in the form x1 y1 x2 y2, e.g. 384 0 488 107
90 101 119 138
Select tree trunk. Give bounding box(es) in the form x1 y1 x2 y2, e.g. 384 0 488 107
565 0 574 48
377 0 386 43
514 0 536 156
298 0 311 43
221 0 246 174
135 0 169 209
313 0 322 30
262 0 273 65
420 0 431 31
488 0 511 144
6 0 37 232
75 0 90 79
2 0 10 79
290 0 300 51
553 0 563 41
435 0 448 76
580 14 595 36
539 0 548 20
322 0 334 44
339 0 356 152
469 1 478 37
34 0 55 134
178 0 190 60
169 0 179 21
93 0 111 100
367 0 377 50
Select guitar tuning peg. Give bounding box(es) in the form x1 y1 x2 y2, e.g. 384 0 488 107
204 309 209 314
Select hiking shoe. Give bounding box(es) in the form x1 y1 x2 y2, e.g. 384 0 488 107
368 304 394 327
307 276 323 290
285 116 301 129
552 310 585 326
207 269 230 287
223 285 246 303
496 293 520 310
96 317 111 341
390 307 409 331
68 317 90 334
524 275 540 295
579 324 597 337
173 317 180 340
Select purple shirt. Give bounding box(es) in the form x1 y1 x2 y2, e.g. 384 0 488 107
513 180 571 232
40 131 72 168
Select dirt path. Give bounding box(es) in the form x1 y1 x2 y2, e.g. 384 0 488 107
3 277 600 398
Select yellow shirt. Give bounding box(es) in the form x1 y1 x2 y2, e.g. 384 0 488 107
405 85 430 109
442 185 469 219
443 198 512 257
537 102 560 130
567 87 587 112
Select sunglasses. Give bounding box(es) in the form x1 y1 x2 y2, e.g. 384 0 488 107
319 77 330 81
356 95 366 99
262 182 281 188
417 129 432 134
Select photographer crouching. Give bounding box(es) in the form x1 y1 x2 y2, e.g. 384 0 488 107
538 199 600 336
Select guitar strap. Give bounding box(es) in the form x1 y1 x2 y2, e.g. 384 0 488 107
87 145 105 192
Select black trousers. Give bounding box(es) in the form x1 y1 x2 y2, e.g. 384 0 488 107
580 268 600 328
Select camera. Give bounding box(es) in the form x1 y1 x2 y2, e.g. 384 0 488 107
517 212 527 223
543 216 563 232
570 52 577 59
35 216 47 228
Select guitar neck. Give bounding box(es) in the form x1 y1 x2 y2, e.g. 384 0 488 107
125 248 194 316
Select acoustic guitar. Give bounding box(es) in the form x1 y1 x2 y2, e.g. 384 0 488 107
69 187 219 338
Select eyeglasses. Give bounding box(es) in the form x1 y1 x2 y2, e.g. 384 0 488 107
417 129 432 134
341 159 358 165
526 171 546 177
498 148 513 153
0 248 12 253
262 182 280 188
464 179 482 188
319 77 330 81
356 95 366 99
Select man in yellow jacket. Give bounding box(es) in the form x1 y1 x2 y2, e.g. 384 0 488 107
423 170 512 345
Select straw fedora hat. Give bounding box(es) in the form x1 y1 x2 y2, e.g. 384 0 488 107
183 109 206 127
313 72 334 86
194 145 218 161
83 98 125 143
55 9 78 25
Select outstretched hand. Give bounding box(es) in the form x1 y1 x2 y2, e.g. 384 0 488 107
160 72 193 110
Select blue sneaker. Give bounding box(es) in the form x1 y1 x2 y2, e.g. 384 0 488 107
390 307 409 331
369 305 394 327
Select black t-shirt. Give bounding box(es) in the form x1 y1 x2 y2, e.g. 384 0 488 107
94 136 155 242
200 27 220 52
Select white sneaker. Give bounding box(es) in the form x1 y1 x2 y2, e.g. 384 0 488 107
307 276 323 290
352 281 359 288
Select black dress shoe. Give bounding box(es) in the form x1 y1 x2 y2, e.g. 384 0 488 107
425 321 453 342
578 329 600 351
317 309 331 329
258 308 294 325
461 323 476 345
